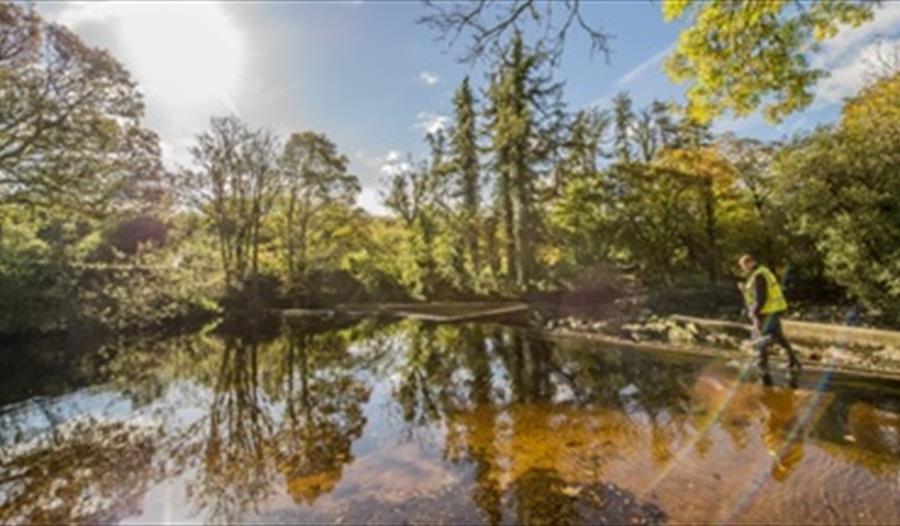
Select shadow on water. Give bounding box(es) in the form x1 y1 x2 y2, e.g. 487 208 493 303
2 319 900 523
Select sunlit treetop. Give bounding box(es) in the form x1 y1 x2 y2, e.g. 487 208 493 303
663 0 874 124
841 71 900 134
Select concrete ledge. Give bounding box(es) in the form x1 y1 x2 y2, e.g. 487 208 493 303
280 308 339 319
281 302 530 323
387 303 529 323
524 326 900 383
671 314 900 348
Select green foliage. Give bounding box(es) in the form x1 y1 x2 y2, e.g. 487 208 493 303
450 77 482 276
79 246 221 332
178 116 281 289
663 0 874 123
486 32 565 290
277 131 359 287
0 2 162 213
2 8 898 334
773 73 900 323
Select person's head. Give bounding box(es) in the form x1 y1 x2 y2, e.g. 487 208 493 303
738 254 757 275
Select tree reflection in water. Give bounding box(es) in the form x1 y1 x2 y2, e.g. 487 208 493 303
383 322 678 524
3 320 900 524
0 419 158 524
169 324 371 521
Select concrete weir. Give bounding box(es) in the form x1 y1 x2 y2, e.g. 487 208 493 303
671 314 900 348
280 302 530 323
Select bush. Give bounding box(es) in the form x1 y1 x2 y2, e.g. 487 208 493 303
219 272 283 317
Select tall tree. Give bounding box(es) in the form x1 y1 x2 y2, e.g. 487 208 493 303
612 92 634 164
180 116 281 288
279 132 359 285
382 152 443 298
633 109 658 163
485 32 564 289
650 100 679 149
449 77 482 275
655 146 737 288
547 108 610 266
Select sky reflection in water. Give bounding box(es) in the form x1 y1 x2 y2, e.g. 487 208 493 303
1 319 899 524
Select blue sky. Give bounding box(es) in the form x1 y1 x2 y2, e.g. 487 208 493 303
40 1 900 213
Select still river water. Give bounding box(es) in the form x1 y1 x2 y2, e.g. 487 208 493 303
1 319 899 524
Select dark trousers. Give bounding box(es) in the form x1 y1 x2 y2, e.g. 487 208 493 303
757 312 800 370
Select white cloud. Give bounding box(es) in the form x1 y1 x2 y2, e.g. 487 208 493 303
418 70 440 86
38 2 252 168
414 111 450 135
356 187 390 216
616 43 675 87
817 37 900 104
816 2 900 67
812 3 900 105
378 150 413 177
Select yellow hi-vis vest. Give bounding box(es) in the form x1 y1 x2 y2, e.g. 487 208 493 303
743 265 788 314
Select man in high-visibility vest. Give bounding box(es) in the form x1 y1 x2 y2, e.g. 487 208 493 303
738 254 802 375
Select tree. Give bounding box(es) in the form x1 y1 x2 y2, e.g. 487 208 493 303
717 134 785 262
662 0 874 123
180 116 282 289
485 32 564 289
775 72 900 322
546 108 610 268
382 153 443 298
612 92 634 164
449 77 482 275
278 132 359 285
655 146 738 288
0 2 162 214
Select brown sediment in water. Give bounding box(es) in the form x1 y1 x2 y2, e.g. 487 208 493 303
2 321 900 524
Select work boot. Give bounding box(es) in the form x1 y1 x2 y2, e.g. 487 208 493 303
757 349 771 377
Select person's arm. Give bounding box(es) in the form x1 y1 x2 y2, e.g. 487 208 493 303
752 274 767 319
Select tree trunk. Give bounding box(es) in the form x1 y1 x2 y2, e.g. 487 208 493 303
512 161 531 290
703 180 719 302
468 212 480 276
285 189 297 283
501 171 516 281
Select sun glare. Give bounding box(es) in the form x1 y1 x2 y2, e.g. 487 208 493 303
58 2 247 122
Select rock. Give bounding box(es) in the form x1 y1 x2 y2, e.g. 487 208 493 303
619 384 640 397
667 324 696 344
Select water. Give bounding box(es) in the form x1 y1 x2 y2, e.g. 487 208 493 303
1 319 899 524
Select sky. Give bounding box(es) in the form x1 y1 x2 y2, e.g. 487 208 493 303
37 0 900 214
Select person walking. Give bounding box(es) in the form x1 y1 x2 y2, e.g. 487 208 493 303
738 254 802 375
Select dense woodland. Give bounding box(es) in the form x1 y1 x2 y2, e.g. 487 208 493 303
1 0 898 336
